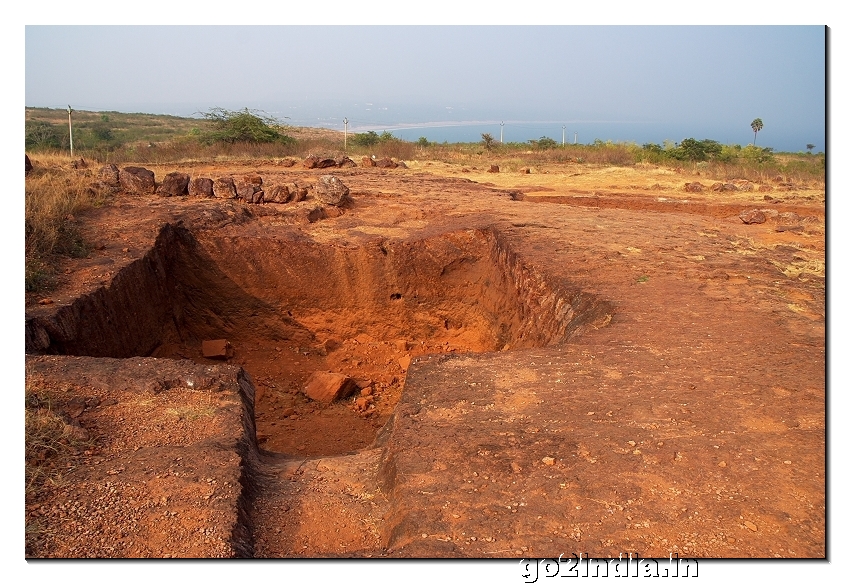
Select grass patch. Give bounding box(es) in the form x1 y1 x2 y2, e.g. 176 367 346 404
25 154 113 292
25 380 93 554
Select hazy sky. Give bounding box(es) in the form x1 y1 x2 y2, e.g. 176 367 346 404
25 25 825 151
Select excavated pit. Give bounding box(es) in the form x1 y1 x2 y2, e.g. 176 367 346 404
26 223 613 457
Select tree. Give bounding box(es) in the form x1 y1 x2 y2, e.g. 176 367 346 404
535 136 558 150
750 118 764 145
481 133 496 151
806 144 815 153
352 131 379 147
199 108 292 144
25 120 63 150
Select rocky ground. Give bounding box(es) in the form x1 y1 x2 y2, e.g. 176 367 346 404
24 157 825 559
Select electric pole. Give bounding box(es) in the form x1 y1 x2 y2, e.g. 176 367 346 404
67 105 74 158
574 132 577 144
500 121 504 144
562 125 566 146
343 117 349 150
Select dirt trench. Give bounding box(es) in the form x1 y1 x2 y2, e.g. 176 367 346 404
25 219 611 456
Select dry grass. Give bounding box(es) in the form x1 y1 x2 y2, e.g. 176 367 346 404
25 379 94 555
25 154 113 291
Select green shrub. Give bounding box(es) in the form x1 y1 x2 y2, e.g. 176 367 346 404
199 108 294 145
352 131 380 147
25 121 64 150
534 136 558 150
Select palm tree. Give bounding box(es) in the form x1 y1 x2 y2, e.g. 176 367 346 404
751 118 764 145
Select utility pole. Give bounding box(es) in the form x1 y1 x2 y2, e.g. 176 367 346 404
67 105 74 158
574 132 577 145
562 125 566 146
343 117 349 150
500 121 504 144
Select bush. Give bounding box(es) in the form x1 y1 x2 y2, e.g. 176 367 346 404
535 136 558 150
26 121 64 150
352 131 380 147
199 108 294 145
481 133 496 151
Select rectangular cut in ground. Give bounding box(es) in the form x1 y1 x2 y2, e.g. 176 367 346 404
24 355 258 558
377 347 825 558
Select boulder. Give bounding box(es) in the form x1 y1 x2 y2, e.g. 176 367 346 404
235 180 259 201
304 155 336 169
213 177 237 199
294 205 328 224
98 164 120 187
25 155 33 175
188 177 214 198
732 179 755 192
119 166 156 195
396 161 408 169
487 165 500 173
315 175 350 206
375 157 398 169
712 182 738 192
265 183 292 204
157 172 190 197
683 182 704 193
334 156 356 168
303 371 358 403
291 183 309 202
279 158 297 167
361 156 376 167
739 209 767 224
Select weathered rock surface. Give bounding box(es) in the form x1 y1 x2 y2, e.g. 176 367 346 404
740 209 767 224
361 156 377 167
265 184 292 204
213 177 237 199
291 183 309 202
375 157 398 169
98 164 120 187
683 182 704 192
119 166 156 195
314 175 350 206
26 154 33 175
157 172 190 197
303 371 358 403
188 177 214 198
304 155 336 169
712 182 738 192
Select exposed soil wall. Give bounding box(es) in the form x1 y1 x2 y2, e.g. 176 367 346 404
25 223 612 360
